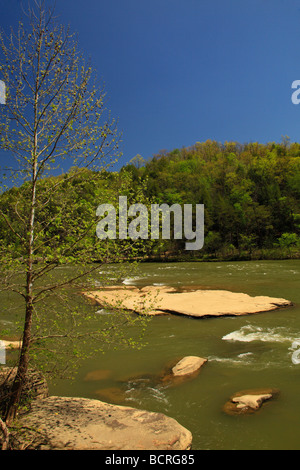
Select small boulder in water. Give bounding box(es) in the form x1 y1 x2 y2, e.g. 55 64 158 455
94 386 127 404
223 388 280 415
171 356 207 377
159 356 208 386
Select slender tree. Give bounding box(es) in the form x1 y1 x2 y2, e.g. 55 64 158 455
0 1 145 425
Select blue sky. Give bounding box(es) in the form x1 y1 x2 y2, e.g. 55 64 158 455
1 0 300 170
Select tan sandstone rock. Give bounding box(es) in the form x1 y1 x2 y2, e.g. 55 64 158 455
171 356 207 377
18 396 193 450
223 388 280 415
84 285 292 318
232 394 272 410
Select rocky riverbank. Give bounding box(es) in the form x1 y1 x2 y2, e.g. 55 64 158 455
1 355 283 449
0 366 193 450
0 357 206 450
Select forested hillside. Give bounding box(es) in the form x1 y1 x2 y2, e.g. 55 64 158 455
0 139 299 262
125 139 300 260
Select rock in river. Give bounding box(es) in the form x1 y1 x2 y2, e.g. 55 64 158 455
18 396 193 450
171 356 207 377
83 285 292 318
223 388 280 415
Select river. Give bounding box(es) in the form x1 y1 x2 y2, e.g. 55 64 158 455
2 259 300 450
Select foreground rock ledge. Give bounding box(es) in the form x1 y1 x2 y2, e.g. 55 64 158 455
84 285 292 318
18 396 193 450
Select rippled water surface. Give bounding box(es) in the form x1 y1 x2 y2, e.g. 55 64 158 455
7 260 300 450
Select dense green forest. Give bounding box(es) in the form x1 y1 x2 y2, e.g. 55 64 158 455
126 139 300 260
1 139 300 262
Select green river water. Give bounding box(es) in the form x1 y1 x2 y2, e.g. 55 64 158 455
2 260 300 450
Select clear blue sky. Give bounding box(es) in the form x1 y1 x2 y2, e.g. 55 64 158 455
1 0 300 170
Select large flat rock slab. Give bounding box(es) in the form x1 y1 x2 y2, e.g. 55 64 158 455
84 285 292 318
18 396 192 450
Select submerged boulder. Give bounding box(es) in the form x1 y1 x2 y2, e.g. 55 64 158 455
83 369 112 381
17 396 193 450
94 386 127 404
114 356 208 401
